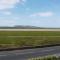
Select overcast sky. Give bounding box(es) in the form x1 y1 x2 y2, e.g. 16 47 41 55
0 0 60 27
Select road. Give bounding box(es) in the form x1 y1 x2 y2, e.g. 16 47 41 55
0 29 60 31
0 46 60 60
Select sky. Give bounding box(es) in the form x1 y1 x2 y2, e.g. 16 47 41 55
0 0 60 27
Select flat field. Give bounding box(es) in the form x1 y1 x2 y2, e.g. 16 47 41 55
0 31 60 48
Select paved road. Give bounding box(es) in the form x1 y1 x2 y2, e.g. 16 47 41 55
0 29 60 31
0 46 60 60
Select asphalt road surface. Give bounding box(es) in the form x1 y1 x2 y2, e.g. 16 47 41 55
0 46 60 60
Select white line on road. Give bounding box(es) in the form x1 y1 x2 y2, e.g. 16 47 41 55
0 55 7 57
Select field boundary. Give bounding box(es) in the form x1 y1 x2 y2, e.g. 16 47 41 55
0 36 60 38
5 36 60 37
0 44 60 51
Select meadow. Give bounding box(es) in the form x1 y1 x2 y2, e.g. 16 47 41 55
0 31 60 48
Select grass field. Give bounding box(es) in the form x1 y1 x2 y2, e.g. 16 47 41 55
0 31 60 48
0 31 60 36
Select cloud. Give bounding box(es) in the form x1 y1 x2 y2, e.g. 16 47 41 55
0 19 17 26
2 11 12 15
22 0 26 3
30 12 53 17
0 0 26 10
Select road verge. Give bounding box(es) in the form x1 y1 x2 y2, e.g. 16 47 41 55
0 44 60 51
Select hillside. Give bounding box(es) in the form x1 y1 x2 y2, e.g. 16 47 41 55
0 25 42 29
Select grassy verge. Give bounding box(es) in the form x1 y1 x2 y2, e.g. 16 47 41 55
0 31 60 48
0 36 60 48
28 56 60 60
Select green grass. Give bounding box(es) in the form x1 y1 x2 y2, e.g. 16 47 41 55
0 31 60 48
28 56 60 60
0 31 60 36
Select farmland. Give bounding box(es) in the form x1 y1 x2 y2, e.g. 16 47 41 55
0 31 60 48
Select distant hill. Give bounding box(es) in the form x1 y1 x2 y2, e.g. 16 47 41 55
0 25 60 29
0 25 43 29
